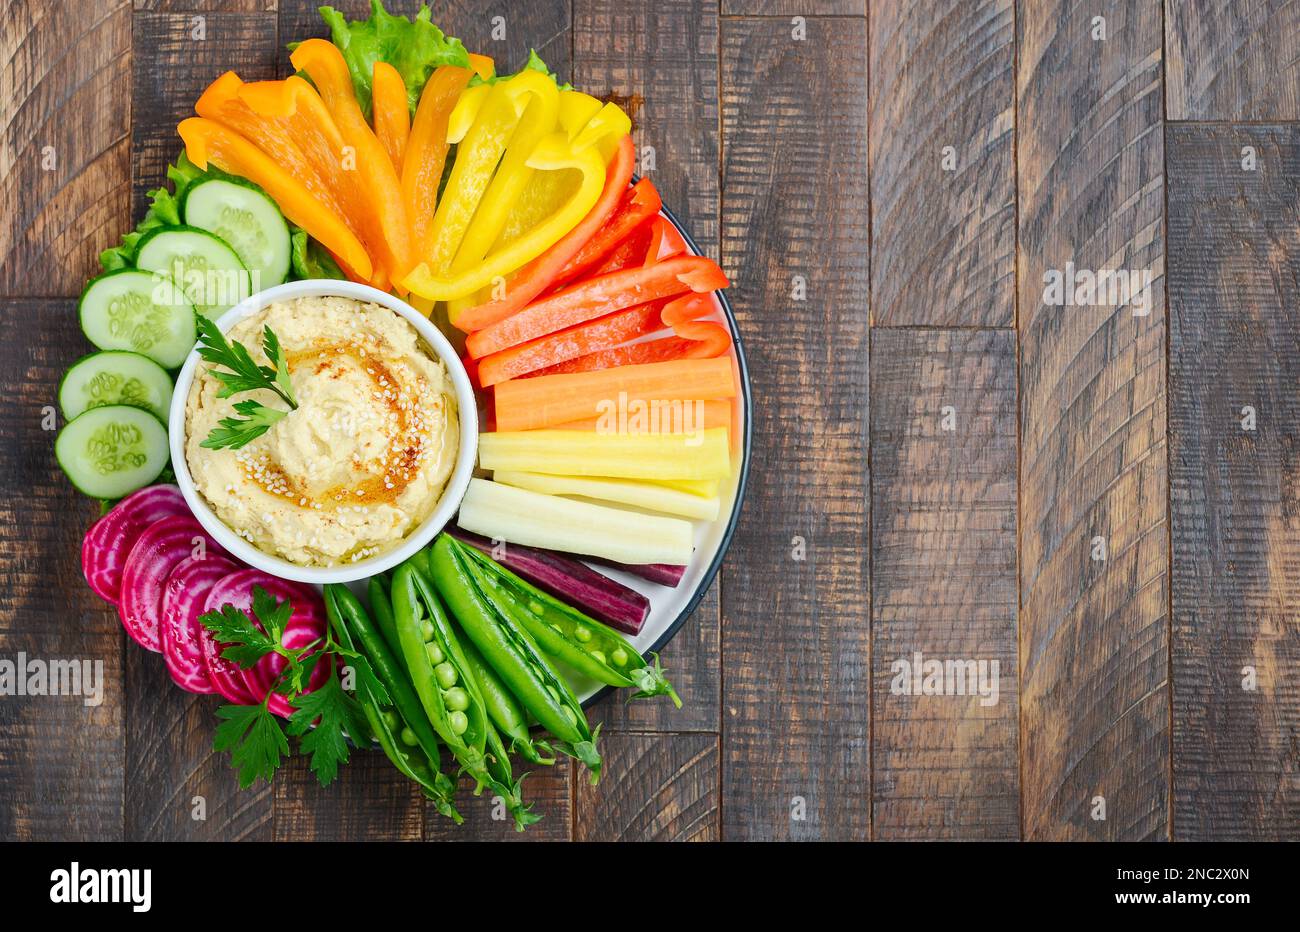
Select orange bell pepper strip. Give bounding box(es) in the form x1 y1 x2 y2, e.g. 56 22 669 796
452 134 636 332
402 66 473 252
468 53 495 81
178 117 373 281
465 255 729 359
196 72 347 219
371 62 410 176
290 39 412 281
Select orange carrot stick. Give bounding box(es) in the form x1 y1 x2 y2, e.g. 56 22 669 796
493 357 736 433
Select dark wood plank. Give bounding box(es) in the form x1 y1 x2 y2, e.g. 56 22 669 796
720 16 870 841
1167 124 1300 841
1016 0 1169 841
869 0 1014 327
134 0 276 11
574 734 718 840
721 2 865 15
591 586 719 733
0 299 124 840
574 0 719 257
870 329 1019 839
125 667 272 840
123 8 279 842
1166 0 1300 120
424 762 573 841
277 0 572 82
0 1 131 297
573 0 720 735
273 752 424 840
131 12 280 217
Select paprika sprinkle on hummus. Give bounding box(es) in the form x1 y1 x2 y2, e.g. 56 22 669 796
185 296 458 566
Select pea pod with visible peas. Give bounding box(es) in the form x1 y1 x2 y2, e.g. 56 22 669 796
429 535 602 784
391 559 539 830
323 584 462 823
459 633 556 765
460 542 681 707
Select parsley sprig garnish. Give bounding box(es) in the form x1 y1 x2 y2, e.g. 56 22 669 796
200 586 387 788
196 315 298 450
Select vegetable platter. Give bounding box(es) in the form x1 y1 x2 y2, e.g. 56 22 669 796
59 0 750 831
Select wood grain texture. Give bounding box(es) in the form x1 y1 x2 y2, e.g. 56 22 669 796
1167 124 1300 841
274 752 424 840
424 764 573 841
130 12 280 217
871 329 1019 839
720 16 870 841
0 1 132 297
277 0 572 82
134 1 277 11
869 0 1015 327
0 300 124 840
575 0 719 257
574 734 718 840
573 0 720 736
122 8 279 842
721 1 865 15
125 665 272 841
1165 0 1300 120
1016 0 1169 841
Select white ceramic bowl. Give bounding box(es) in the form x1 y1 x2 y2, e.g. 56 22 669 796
168 280 479 585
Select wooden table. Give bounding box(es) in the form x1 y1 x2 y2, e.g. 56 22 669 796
1 0 1296 842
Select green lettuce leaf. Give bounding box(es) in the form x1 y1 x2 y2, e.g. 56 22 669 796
317 0 471 117
290 229 347 281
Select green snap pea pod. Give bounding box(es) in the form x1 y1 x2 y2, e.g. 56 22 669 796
324 585 462 823
459 632 556 765
392 560 537 829
461 543 681 706
430 535 602 784
366 576 403 660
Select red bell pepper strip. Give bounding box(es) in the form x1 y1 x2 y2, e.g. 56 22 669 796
528 293 731 376
547 178 662 290
452 135 636 333
465 255 729 359
476 299 670 387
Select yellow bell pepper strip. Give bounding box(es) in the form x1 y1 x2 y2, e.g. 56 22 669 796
447 74 559 274
421 71 554 274
446 84 491 144
291 39 413 282
451 134 634 332
372 61 410 175
401 65 473 254
402 131 605 303
178 117 373 282
559 90 604 139
571 102 632 161
468 53 495 81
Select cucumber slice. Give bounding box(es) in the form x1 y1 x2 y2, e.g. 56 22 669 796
79 269 197 369
59 351 174 422
135 226 249 320
183 179 291 290
56 405 170 499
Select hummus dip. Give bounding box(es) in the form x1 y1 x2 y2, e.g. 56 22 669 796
185 296 458 567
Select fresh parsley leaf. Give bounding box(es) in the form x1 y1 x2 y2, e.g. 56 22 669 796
338 648 390 707
287 674 371 786
213 700 289 788
195 315 297 407
199 601 281 668
199 399 289 450
250 585 293 646
261 326 296 406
